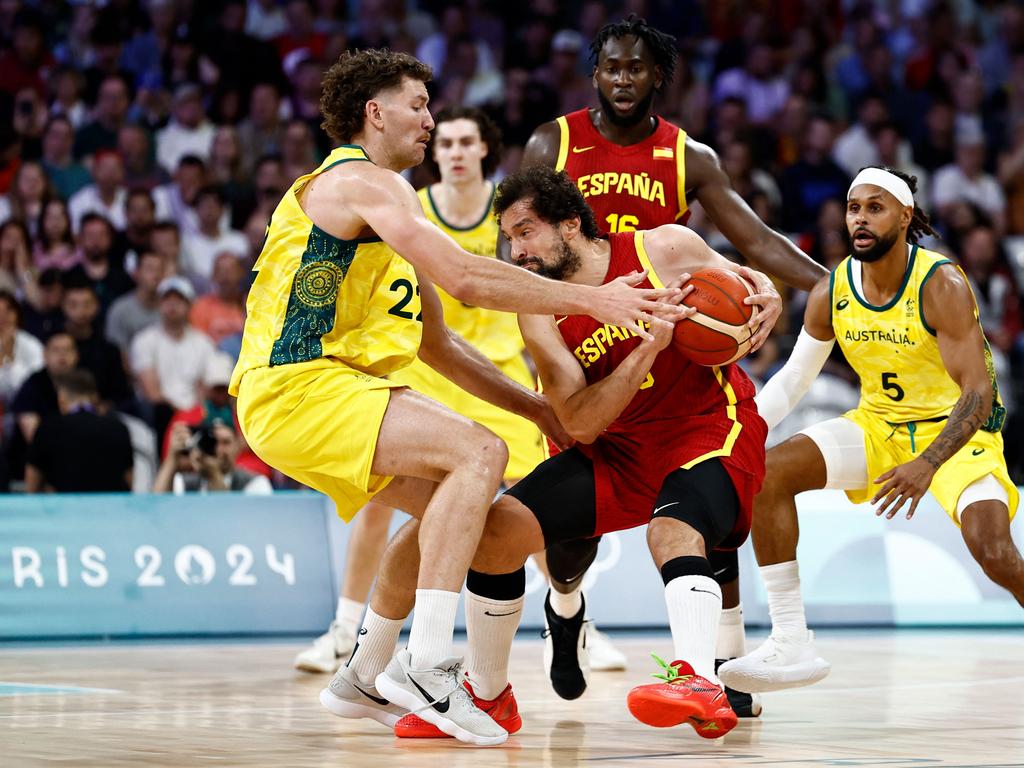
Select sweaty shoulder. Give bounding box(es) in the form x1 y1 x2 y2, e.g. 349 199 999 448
641 223 709 261
921 260 975 333
304 161 415 241
521 120 562 168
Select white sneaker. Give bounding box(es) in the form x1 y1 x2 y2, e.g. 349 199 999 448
319 665 405 727
585 622 627 671
375 649 508 746
717 631 831 693
294 621 356 673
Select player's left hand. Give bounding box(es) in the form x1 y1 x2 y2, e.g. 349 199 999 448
533 395 574 451
871 457 936 520
738 266 781 352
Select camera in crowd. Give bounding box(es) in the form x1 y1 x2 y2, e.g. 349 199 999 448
182 424 218 456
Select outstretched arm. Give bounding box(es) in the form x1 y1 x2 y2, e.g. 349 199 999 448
687 139 827 291
311 164 681 339
872 265 993 520
416 277 571 449
753 276 835 429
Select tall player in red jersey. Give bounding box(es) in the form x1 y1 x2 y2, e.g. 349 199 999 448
517 16 827 716
449 166 780 738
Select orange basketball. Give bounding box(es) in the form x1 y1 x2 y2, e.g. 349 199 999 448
672 268 758 366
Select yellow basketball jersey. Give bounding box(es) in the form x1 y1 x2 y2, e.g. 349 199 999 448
831 244 1005 429
415 184 525 363
230 146 422 395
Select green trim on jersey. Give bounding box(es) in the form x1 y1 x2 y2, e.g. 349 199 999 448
917 258 952 336
848 244 919 312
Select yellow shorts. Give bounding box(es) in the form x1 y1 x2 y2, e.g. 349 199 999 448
390 355 546 481
236 359 402 522
843 408 1018 525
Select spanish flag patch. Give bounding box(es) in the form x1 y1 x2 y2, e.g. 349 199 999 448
652 146 674 159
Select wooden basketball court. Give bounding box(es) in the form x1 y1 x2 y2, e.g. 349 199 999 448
2 629 1021 766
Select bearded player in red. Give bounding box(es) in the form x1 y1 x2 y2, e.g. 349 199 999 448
518 15 827 718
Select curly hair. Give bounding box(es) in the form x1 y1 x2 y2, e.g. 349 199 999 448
589 15 678 93
423 105 503 180
494 167 601 240
860 165 938 244
320 49 432 144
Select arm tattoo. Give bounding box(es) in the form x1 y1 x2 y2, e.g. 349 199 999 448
919 390 985 470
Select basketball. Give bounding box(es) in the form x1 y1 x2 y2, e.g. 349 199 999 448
672 268 758 366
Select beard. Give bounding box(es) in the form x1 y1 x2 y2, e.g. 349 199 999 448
847 227 899 263
597 87 656 128
531 233 582 281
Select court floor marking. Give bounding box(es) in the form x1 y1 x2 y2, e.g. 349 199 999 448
0 682 122 696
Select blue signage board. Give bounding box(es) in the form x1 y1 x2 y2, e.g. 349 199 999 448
0 493 336 639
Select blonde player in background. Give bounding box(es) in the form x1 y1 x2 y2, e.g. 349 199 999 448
295 107 546 674
719 166 1024 695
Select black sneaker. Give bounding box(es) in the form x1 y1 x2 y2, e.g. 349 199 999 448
715 658 762 717
542 591 590 700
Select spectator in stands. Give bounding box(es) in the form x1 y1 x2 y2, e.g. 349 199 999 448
156 83 216 174
779 114 849 234
933 125 1007 234
68 150 127 232
154 419 272 494
0 290 44 405
11 331 78 446
121 189 157 260
190 252 247 343
997 118 1024 235
60 278 131 405
49 67 88 130
247 0 288 41
2 161 52 236
66 213 132 313
0 8 52 97
130 276 217 434
105 250 163 358
280 119 318 180
0 220 34 295
182 186 248 284
40 116 91 201
275 0 328 61
34 199 77 272
152 155 206 236
207 127 250 225
874 121 930 208
714 42 790 126
237 82 285 172
74 74 131 158
118 123 169 191
21 268 64 341
150 220 184 276
915 99 956 173
25 369 133 493
832 93 901 178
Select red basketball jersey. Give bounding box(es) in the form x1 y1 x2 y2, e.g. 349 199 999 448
555 108 690 233
554 231 766 547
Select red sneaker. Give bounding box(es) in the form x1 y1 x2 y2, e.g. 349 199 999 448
627 656 737 739
394 681 522 738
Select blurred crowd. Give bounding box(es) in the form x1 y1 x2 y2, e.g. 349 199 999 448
1 0 1024 493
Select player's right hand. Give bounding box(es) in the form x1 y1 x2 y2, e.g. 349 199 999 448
645 273 695 351
591 269 687 341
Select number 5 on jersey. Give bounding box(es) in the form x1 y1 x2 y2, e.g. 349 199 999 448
882 371 904 401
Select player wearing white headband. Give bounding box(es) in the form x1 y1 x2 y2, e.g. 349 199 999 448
719 165 1024 693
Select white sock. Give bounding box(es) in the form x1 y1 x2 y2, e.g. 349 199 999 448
760 560 808 640
407 588 460 669
465 590 523 700
548 587 583 619
348 607 403 685
665 575 722 683
335 596 365 634
716 604 747 659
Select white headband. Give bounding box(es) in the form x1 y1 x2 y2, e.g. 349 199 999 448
848 168 913 208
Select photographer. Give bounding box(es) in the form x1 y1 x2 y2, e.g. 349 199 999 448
153 419 271 495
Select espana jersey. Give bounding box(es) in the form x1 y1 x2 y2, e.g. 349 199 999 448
416 184 524 363
555 108 689 233
230 145 422 395
830 244 1005 429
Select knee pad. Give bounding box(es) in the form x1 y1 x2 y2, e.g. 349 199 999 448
545 537 601 585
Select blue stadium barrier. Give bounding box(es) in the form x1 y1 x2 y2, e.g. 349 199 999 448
1 489 1020 640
